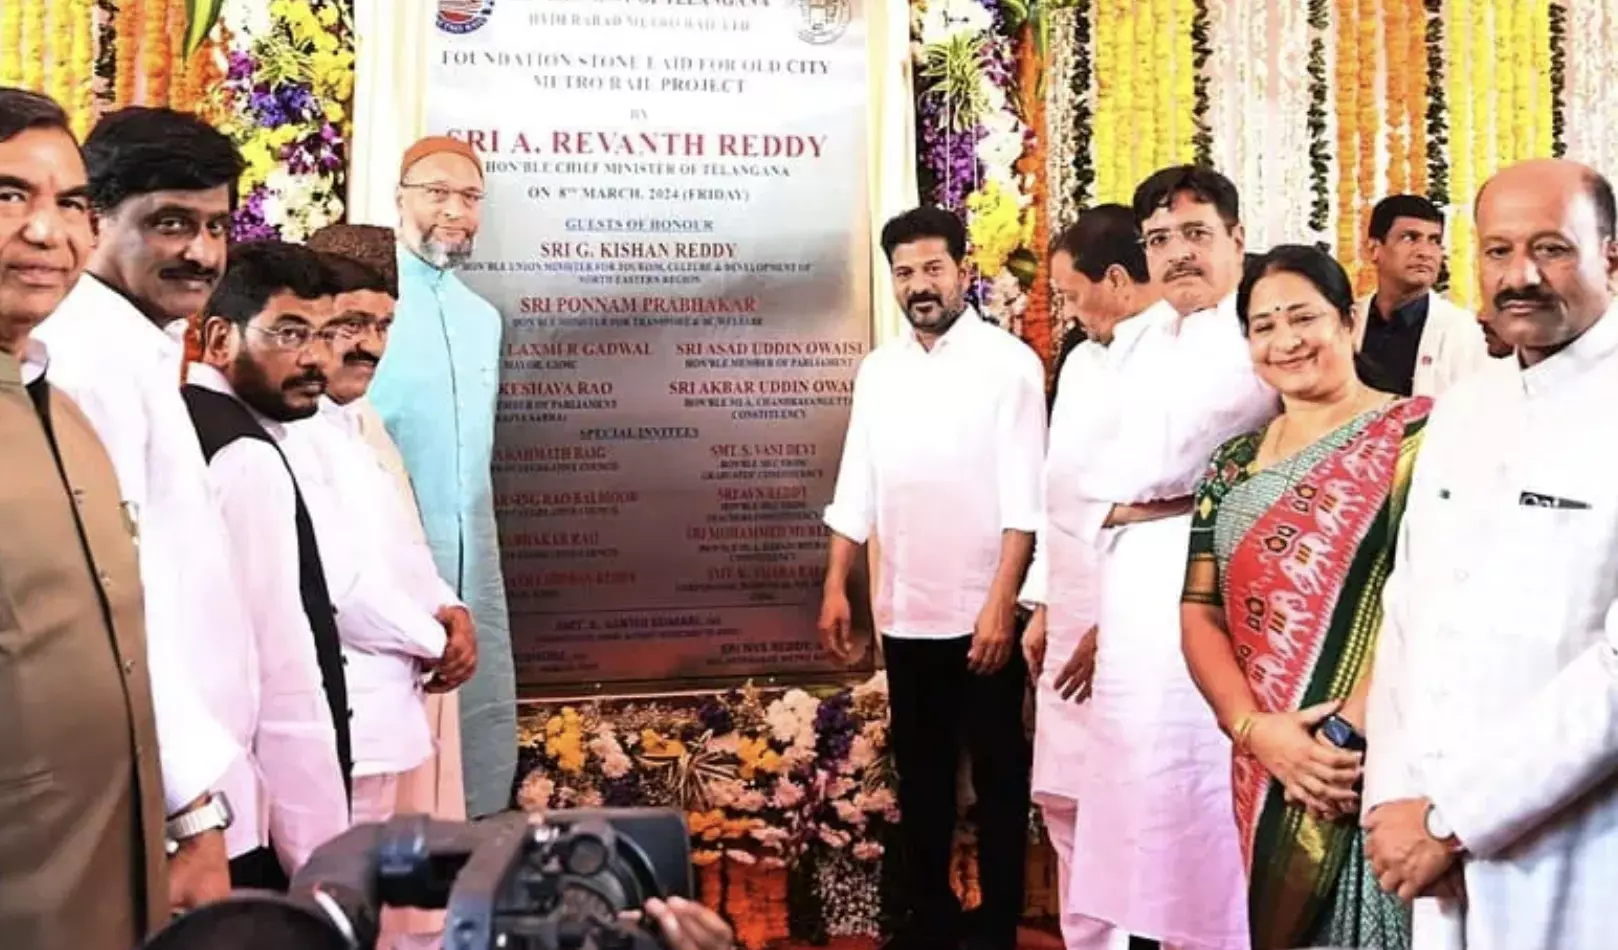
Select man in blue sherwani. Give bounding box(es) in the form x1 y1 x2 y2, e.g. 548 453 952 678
368 136 514 817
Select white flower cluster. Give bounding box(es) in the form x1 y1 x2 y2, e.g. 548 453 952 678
764 689 821 769
813 850 882 937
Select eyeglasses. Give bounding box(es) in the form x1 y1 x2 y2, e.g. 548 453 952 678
1140 224 1221 253
336 314 393 337
399 182 485 207
248 323 364 351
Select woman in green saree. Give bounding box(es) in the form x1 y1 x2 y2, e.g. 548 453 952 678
1181 245 1427 949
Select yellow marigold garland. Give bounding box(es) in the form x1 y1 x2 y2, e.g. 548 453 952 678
1495 0 1515 165
1407 0 1428 195
1514 0 1535 161
1138 0 1159 178
1334 0 1359 269
1445 0 1476 309
1116 0 1136 196
1530 0 1552 158
1174 0 1196 163
69 0 96 139
1091 0 1113 203
0 3 21 87
20 0 45 93
47 0 75 115
1094 0 1131 204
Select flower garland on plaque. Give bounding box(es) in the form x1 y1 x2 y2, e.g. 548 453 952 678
218 0 354 242
913 0 1040 337
514 677 902 948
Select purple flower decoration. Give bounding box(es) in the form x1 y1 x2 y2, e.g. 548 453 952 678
231 186 280 242
227 50 256 82
697 697 735 737
813 693 857 765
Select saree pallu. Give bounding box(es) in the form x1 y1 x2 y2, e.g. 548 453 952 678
1184 398 1430 949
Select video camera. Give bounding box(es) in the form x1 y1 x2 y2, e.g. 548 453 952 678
143 808 693 950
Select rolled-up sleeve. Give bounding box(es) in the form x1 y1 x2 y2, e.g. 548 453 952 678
823 361 877 545
1019 533 1048 608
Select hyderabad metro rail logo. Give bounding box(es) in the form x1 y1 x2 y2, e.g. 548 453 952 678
437 0 494 35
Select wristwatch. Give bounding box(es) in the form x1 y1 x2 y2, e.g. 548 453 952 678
1423 801 1463 852
165 791 234 855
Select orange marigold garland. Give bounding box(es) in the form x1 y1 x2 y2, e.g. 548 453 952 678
1355 0 1378 295
167 7 194 112
140 0 172 106
1015 23 1052 372
1333 0 1359 268
1385 0 1408 195
114 0 138 107
1407 0 1429 195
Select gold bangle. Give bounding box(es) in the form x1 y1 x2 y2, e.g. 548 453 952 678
1232 713 1258 753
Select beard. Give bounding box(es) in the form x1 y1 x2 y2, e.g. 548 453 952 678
902 291 964 334
421 230 475 269
231 350 324 423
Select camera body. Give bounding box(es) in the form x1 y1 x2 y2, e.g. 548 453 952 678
143 808 692 950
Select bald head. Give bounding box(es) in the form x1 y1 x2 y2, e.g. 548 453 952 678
1475 159 1616 239
1474 158 1618 364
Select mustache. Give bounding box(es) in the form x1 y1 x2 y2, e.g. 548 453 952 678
159 264 220 283
906 292 942 309
343 349 379 368
1494 288 1557 310
1166 263 1203 280
283 370 327 390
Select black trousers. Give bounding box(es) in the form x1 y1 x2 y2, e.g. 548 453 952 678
229 846 289 891
884 634 1031 950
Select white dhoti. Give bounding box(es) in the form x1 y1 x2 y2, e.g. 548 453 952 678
1066 516 1248 950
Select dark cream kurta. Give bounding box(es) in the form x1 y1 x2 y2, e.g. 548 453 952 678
0 351 168 949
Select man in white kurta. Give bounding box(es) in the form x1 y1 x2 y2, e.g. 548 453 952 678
32 107 317 906
1363 160 1618 950
1020 206 1159 950
1356 194 1490 398
1059 167 1276 950
821 207 1044 950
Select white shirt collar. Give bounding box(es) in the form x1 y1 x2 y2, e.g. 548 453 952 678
1518 301 1618 398
187 362 289 440
18 336 49 386
162 318 190 347
316 394 363 435
76 273 184 361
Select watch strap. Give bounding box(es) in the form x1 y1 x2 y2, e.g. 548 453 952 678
167 796 229 841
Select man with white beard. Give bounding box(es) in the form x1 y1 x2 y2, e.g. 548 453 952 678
365 136 515 819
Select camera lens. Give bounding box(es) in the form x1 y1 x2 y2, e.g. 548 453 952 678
564 833 609 876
